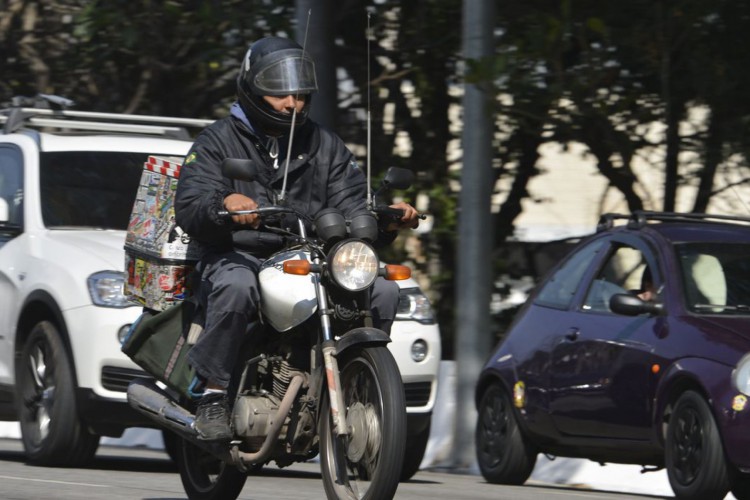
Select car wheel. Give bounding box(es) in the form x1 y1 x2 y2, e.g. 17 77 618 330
401 417 431 481
15 320 100 466
730 469 750 500
475 383 537 485
665 390 730 500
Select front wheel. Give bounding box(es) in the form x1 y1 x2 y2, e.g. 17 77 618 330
665 390 730 500
15 320 100 466
319 346 406 500
475 383 537 484
175 437 247 500
400 415 431 481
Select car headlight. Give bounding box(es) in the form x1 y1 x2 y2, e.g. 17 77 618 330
87 271 131 308
396 287 435 324
733 353 750 395
328 240 379 291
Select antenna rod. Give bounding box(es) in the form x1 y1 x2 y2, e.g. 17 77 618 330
366 11 373 209
280 8 312 202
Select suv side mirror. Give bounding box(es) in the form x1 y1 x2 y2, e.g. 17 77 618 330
610 293 664 316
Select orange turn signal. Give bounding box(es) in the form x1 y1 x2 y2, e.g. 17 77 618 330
283 260 311 275
383 264 411 281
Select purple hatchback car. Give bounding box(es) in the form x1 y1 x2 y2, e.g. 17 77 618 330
475 212 750 500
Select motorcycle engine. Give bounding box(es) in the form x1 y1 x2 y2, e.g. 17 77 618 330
233 338 315 457
233 393 280 440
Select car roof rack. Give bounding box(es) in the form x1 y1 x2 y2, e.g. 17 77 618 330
0 94 213 139
597 210 750 232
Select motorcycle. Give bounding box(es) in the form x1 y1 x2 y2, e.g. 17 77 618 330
125 158 417 500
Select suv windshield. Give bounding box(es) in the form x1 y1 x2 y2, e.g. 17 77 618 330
40 151 158 230
677 242 750 314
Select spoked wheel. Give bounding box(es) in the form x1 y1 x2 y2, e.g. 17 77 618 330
16 320 99 466
475 383 537 485
175 437 247 500
319 346 406 500
665 390 730 500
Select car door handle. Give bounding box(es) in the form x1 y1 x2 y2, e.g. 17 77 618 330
565 328 580 341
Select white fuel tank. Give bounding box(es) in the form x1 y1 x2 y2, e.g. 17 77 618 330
258 249 317 332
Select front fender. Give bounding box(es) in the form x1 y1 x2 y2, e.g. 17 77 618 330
336 327 391 355
655 356 750 469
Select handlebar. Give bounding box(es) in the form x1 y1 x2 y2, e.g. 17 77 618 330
221 205 427 221
218 206 297 218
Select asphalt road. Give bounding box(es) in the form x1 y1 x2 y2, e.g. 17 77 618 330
0 438 672 500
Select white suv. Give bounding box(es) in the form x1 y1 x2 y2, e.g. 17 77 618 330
0 97 440 478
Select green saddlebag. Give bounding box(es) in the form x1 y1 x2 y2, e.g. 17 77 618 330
121 301 198 399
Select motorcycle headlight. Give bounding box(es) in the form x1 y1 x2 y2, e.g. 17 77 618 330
396 287 435 324
328 240 379 291
733 353 750 395
88 271 131 308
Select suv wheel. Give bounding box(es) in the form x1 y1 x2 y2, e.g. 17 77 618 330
401 416 430 481
16 320 100 466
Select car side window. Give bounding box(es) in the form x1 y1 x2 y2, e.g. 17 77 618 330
583 244 649 312
535 239 605 309
0 145 24 227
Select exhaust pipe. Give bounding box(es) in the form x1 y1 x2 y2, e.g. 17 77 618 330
127 378 197 437
127 378 231 460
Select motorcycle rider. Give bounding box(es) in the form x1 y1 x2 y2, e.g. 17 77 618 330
175 36 420 441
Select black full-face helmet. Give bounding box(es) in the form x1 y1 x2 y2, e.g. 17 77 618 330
237 37 318 137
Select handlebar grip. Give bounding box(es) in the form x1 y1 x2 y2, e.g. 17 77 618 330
374 206 405 219
374 205 428 221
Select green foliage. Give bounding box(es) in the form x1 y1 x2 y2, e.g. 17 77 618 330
5 0 750 357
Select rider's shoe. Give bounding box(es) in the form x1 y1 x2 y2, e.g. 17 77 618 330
194 392 233 441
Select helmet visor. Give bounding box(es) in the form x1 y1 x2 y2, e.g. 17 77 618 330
253 56 318 96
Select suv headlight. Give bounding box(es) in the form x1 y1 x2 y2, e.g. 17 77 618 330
88 271 131 308
733 353 750 395
396 287 435 324
328 240 379 291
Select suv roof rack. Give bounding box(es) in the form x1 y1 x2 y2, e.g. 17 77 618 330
597 211 750 232
0 94 213 139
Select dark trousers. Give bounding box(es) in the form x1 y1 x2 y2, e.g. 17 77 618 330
187 250 399 388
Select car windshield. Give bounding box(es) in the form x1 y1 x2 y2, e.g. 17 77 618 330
677 242 750 314
40 151 163 230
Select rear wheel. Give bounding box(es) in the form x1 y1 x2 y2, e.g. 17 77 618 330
319 346 406 499
665 390 730 500
16 320 100 466
175 437 247 500
475 383 536 484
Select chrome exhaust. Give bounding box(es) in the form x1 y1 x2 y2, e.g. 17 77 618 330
127 378 198 438
126 378 231 461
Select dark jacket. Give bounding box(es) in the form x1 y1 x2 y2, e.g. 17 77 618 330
175 115 380 257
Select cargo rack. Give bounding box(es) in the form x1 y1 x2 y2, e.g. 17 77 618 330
597 211 750 232
0 94 214 139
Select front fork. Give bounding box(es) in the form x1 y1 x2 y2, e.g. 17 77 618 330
312 256 349 437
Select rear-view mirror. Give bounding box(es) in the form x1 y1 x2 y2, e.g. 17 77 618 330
221 158 258 183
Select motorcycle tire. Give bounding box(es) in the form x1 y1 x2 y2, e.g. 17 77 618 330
175 436 247 500
319 345 406 500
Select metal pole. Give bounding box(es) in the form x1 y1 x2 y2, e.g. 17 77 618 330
453 0 496 471
295 0 336 130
